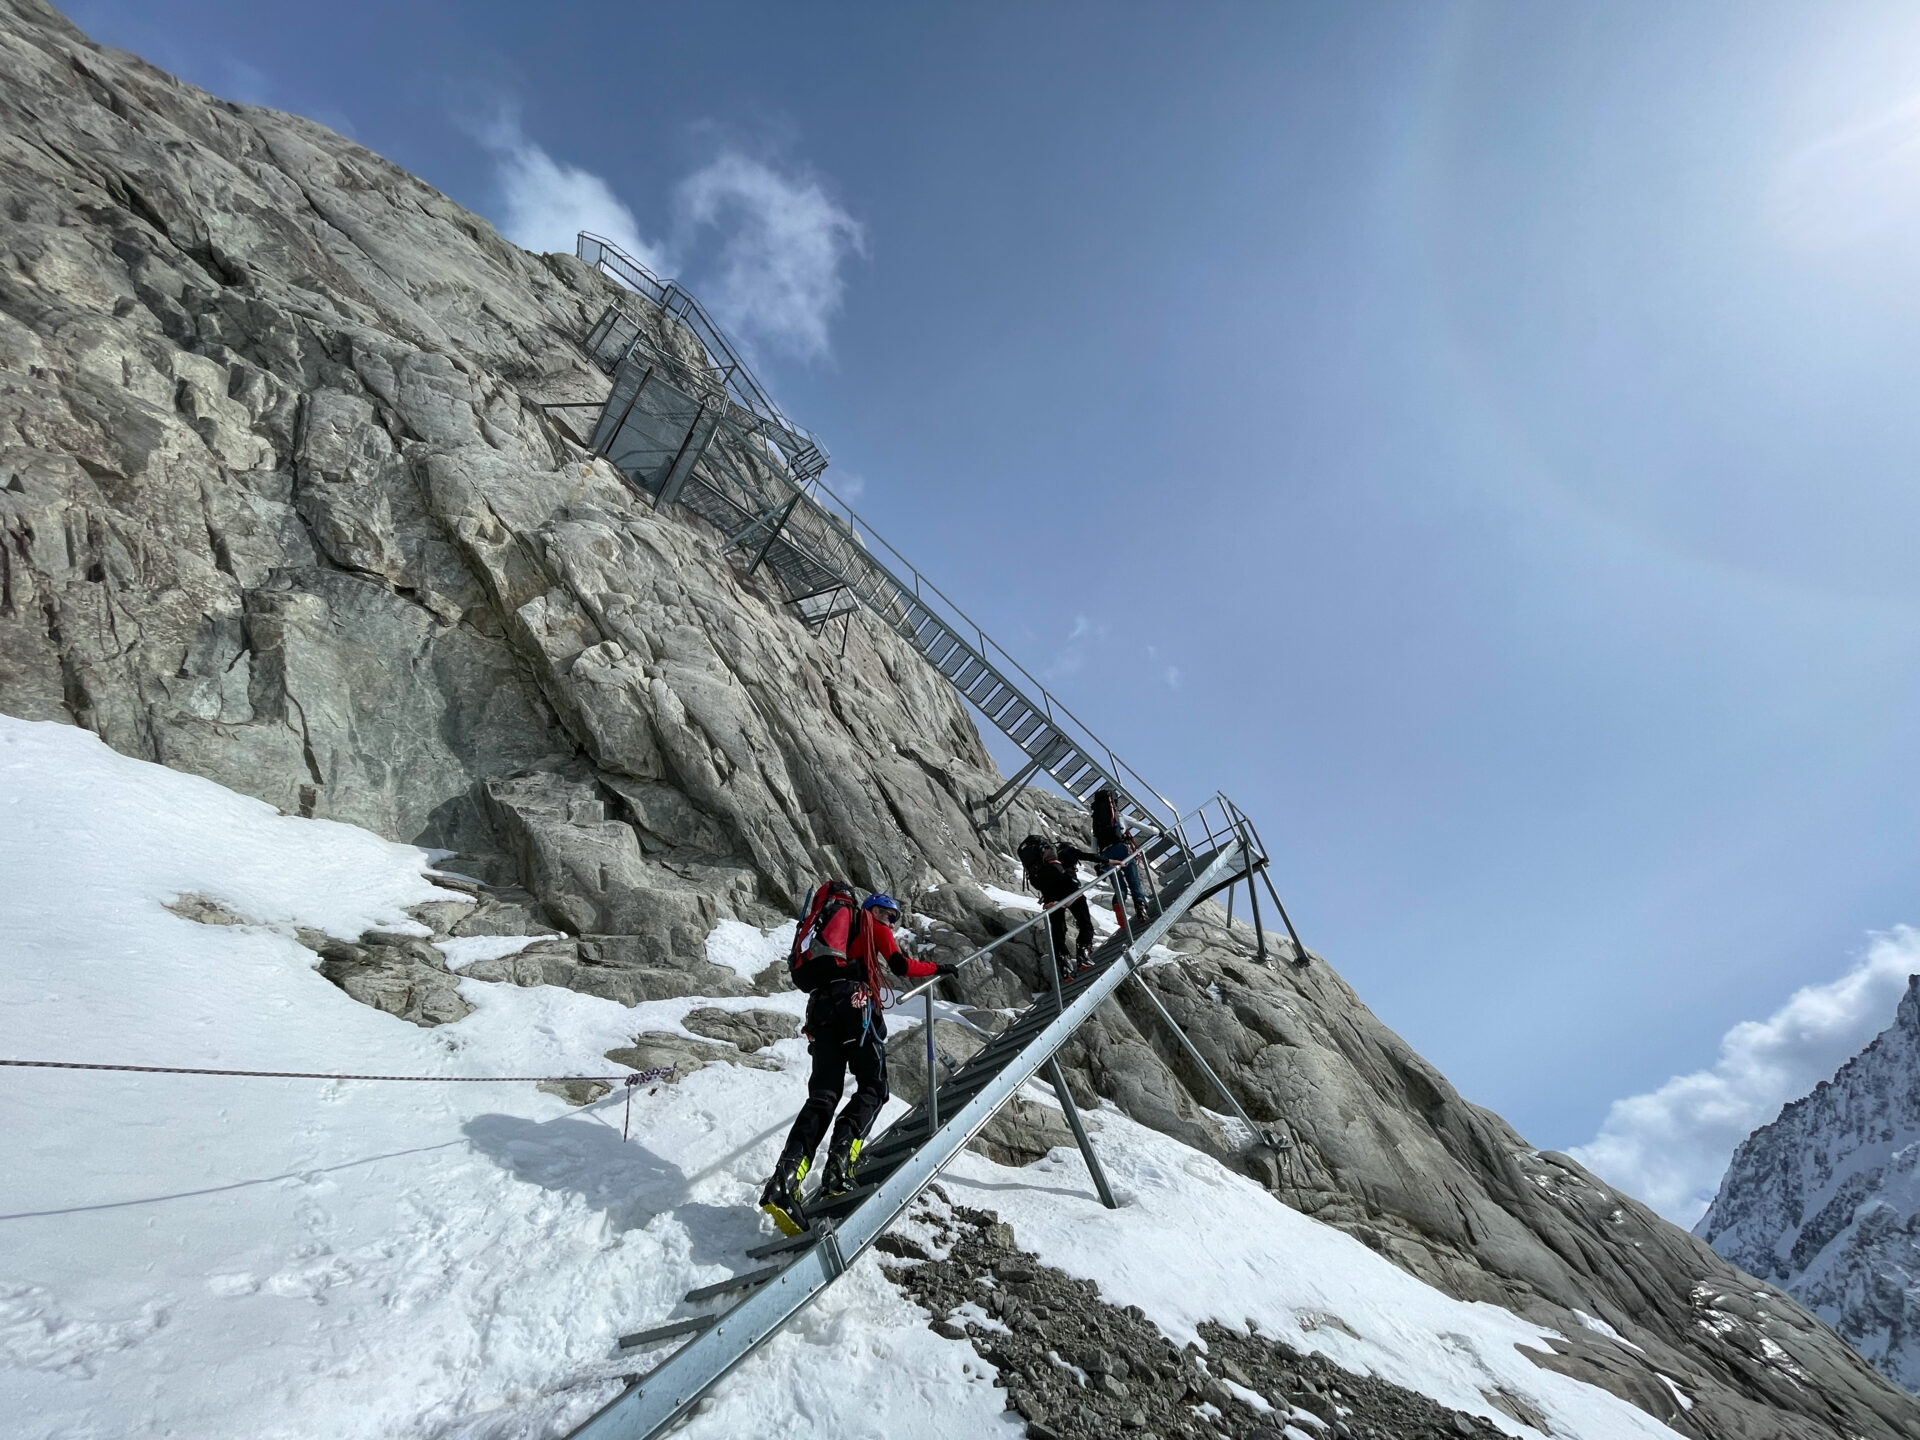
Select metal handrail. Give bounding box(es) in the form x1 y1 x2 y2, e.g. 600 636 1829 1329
891 791 1253 1008
577 234 826 469
801 472 1182 830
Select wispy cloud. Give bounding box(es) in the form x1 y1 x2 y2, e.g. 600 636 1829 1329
475 122 861 362
1568 926 1920 1226
1162 665 1181 690
1046 615 1108 682
675 152 864 361
480 112 668 270
1772 95 1920 253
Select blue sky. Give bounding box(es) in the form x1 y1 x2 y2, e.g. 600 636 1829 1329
69 0 1920 1216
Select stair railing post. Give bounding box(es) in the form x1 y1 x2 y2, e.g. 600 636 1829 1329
1239 822 1268 964
1045 1057 1118 1209
924 986 939 1133
1045 902 1063 1013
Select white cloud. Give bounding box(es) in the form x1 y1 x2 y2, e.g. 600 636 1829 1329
481 114 667 270
676 152 864 361
1569 926 1920 1226
1163 665 1182 690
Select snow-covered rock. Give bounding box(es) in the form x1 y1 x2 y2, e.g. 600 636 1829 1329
1697 968 1920 1392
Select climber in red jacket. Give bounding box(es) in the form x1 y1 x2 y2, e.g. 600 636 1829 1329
760 893 953 1235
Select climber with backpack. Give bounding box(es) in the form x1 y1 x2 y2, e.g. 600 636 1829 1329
759 885 956 1236
1091 786 1150 933
1017 833 1102 971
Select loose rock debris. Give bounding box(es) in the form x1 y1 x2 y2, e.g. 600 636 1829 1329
881 1199 1516 1440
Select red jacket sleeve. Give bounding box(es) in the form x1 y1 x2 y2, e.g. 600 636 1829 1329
873 922 939 979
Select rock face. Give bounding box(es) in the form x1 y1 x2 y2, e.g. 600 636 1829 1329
1697 976 1920 1394
2 4 1917 1438
0 0 1022 995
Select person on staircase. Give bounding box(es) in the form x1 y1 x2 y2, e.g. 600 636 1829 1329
1091 786 1150 933
1017 834 1101 971
759 892 953 1235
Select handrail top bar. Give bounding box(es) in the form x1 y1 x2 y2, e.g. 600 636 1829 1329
576 233 826 462
891 793 1256 1007
802 470 1179 825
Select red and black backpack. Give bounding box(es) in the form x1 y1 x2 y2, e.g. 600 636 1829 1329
1091 788 1125 850
788 879 856 992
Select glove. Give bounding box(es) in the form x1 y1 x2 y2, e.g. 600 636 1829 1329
934 963 960 979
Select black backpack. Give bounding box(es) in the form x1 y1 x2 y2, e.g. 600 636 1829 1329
1091 788 1124 850
788 879 855 992
1017 834 1055 888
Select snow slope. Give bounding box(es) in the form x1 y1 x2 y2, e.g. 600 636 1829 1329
0 716 1679 1439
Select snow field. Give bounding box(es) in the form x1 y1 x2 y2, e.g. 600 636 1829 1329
0 717 1679 1439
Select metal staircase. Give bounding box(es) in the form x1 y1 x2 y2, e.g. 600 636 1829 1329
571 235 1182 844
567 797 1268 1440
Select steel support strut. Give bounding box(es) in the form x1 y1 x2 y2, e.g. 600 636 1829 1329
976 754 1044 831
1126 970 1283 1151
1046 1057 1117 1209
1259 865 1310 965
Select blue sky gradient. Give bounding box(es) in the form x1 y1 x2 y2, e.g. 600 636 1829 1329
65 1 1920 1197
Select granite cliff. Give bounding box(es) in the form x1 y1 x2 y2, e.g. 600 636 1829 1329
1698 972 1920 1395
1 2 1914 1436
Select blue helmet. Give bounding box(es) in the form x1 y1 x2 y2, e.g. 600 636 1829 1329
863 893 900 921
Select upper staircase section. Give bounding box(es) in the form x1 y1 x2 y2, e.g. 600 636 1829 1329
573 235 1182 842
578 233 828 482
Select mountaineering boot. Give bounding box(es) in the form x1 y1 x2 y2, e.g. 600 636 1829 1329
759 1153 811 1237
818 1136 863 1200
1133 905 1150 931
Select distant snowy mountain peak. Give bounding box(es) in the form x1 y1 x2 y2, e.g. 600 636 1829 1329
1697 972 1920 1391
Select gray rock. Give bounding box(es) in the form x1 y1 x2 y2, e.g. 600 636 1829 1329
308 932 472 1028
681 1006 800 1052
537 1079 611 1107
164 893 248 926
604 1032 776 1083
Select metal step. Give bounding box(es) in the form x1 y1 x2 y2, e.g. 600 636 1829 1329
681 1265 781 1305
618 1316 714 1351
745 1230 824 1262
807 1183 880 1220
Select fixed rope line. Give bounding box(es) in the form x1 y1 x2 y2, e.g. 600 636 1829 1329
0 1061 678 1141
0 1059 668 1084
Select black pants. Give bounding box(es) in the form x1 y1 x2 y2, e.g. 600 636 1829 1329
1045 894 1096 962
780 995 889 1163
